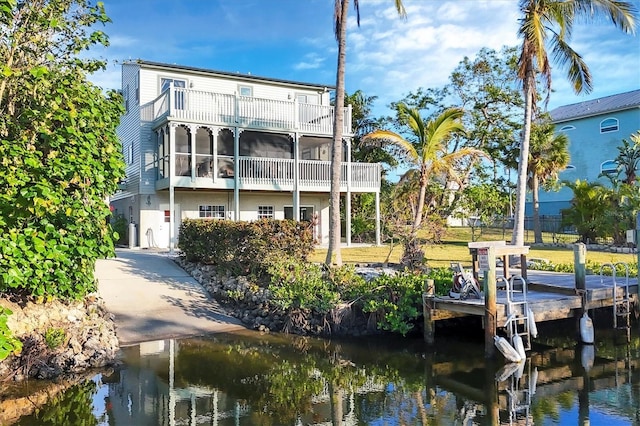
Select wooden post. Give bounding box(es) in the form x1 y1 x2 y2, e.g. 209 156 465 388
485 246 497 358
574 243 586 292
423 279 435 345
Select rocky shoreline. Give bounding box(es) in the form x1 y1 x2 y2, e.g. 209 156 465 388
0 295 120 382
175 257 397 336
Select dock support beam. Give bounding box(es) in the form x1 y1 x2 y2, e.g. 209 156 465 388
423 279 435 344
574 243 586 294
484 246 497 358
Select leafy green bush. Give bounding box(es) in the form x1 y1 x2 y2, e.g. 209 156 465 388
0 2 124 299
179 219 316 279
111 214 128 245
0 307 21 360
360 272 427 336
267 256 339 313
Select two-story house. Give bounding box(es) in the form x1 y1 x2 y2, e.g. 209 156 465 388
530 89 640 217
110 60 382 249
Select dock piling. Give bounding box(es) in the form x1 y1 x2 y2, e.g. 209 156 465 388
484 246 497 359
424 278 435 345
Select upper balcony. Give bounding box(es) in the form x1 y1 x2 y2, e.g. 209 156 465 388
146 85 353 137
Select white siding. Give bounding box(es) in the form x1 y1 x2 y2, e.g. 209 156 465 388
113 63 142 201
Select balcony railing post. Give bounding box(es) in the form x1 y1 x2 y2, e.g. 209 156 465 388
293 98 299 130
168 81 174 117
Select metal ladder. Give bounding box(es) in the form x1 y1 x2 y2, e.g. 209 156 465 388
599 263 631 331
503 275 532 351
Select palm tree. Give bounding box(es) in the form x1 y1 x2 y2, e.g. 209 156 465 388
511 0 637 246
364 105 484 264
528 120 570 243
326 0 406 266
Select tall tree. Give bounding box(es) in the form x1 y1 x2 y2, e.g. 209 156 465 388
364 105 484 264
326 0 406 266
528 120 570 243
511 0 637 246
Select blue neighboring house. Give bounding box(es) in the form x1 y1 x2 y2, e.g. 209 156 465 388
529 89 640 217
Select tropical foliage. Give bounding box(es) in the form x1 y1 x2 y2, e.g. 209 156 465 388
0 0 124 299
511 0 637 246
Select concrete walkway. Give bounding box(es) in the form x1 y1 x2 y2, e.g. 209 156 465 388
96 249 244 346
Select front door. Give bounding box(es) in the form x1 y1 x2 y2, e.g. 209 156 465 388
158 204 181 248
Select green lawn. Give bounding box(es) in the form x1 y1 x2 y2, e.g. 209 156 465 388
311 227 638 268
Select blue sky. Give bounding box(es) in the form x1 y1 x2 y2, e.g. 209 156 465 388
90 0 640 117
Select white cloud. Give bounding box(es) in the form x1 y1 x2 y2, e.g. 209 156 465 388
294 53 327 70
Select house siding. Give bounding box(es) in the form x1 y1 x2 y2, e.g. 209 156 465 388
530 92 640 217
113 60 377 249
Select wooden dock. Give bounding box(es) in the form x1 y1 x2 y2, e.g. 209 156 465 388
423 242 639 358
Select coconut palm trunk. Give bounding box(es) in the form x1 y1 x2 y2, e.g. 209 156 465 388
512 70 534 246
326 0 349 266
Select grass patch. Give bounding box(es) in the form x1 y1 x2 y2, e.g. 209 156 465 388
311 227 637 268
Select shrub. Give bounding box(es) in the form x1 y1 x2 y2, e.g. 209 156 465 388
179 219 316 279
0 307 22 360
44 327 66 350
267 256 339 314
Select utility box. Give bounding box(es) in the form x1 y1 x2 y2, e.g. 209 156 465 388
626 229 636 244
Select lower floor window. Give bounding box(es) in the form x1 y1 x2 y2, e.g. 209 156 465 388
258 205 274 219
199 205 225 219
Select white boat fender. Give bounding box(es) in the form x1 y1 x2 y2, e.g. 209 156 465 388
514 360 526 380
581 344 595 372
530 367 538 395
528 307 538 338
512 333 527 360
495 362 521 382
494 335 522 363
580 312 594 344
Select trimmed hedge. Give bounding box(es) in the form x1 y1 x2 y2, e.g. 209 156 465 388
179 219 316 278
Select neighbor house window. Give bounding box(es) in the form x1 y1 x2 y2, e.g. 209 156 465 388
238 85 253 97
164 210 170 223
559 125 575 131
199 205 225 219
258 205 274 219
600 160 617 174
600 118 619 133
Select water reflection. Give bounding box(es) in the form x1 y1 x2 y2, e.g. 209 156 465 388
13 324 640 425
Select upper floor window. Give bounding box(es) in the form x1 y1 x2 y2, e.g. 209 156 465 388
296 94 319 104
199 205 225 219
161 78 186 109
600 118 619 133
559 125 575 131
238 85 253 97
258 205 274 219
600 160 618 175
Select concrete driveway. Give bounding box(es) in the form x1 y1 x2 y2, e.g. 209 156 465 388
96 249 244 346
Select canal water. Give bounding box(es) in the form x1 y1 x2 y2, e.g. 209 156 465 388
10 318 640 425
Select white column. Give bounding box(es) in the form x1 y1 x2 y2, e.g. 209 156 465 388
189 125 197 183
346 137 352 247
169 123 177 252
375 190 381 246
234 128 240 221
293 133 300 221
212 127 218 183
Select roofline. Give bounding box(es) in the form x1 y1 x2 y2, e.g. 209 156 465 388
552 104 640 124
126 59 335 91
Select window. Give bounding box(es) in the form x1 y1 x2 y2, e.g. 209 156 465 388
601 160 618 174
559 125 575 131
128 143 134 165
199 205 225 219
600 118 619 133
123 85 129 113
238 85 253 97
160 78 186 109
258 205 274 219
164 210 170 223
296 94 319 104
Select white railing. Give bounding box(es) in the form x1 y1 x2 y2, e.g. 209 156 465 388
150 86 352 136
182 156 379 189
